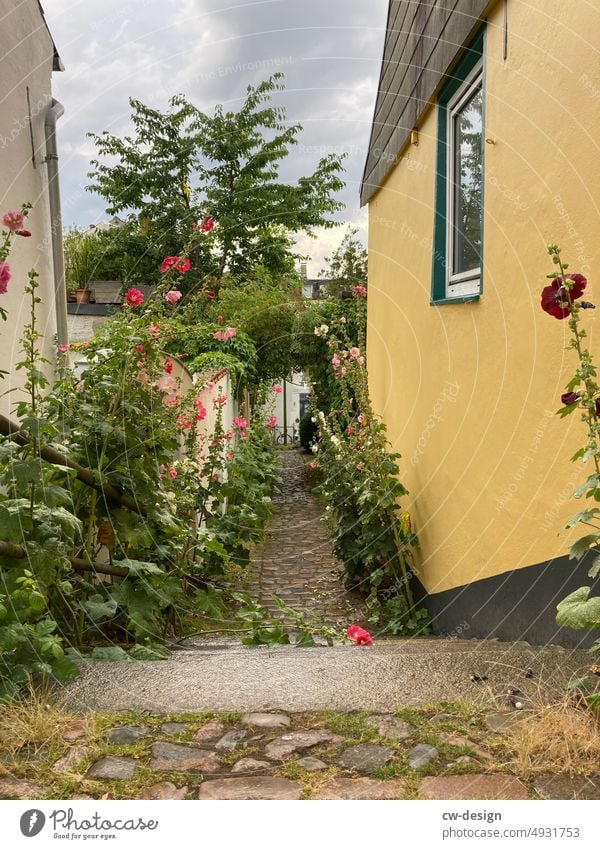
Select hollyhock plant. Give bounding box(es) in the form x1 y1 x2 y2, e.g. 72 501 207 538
347 624 373 646
164 290 182 305
541 245 600 639
2 211 24 232
0 262 10 294
124 288 144 307
540 273 587 319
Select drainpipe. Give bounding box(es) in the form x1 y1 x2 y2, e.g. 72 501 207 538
44 99 68 346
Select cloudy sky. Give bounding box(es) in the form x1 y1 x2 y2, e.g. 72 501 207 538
44 0 388 274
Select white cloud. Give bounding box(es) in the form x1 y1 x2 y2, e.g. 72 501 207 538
44 0 388 229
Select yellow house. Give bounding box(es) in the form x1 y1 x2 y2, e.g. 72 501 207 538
361 0 600 646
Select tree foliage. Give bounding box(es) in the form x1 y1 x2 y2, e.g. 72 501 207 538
87 75 346 281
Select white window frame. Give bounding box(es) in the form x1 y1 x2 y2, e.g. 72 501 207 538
445 60 483 298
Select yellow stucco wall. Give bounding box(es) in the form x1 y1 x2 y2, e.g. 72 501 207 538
367 0 600 594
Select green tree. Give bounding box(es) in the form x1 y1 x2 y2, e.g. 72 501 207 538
320 226 368 297
87 75 346 282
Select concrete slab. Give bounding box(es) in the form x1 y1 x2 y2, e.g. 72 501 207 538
61 638 590 714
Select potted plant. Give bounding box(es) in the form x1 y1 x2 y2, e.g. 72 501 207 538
64 228 99 304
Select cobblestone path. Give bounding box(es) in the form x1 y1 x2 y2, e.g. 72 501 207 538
248 448 363 626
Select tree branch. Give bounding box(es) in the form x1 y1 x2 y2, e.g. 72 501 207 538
0 540 130 577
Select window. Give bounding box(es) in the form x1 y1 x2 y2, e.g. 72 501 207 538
432 29 485 304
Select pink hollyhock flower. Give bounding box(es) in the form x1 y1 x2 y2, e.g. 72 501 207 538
164 290 182 305
81 340 90 349
195 399 207 421
347 424 354 436
136 343 144 354
226 451 234 462
217 315 224 324
16 229 31 238
341 366 347 376
232 417 247 429
352 285 367 298
331 354 340 370
2 210 24 232
75 381 85 393
164 357 173 374
357 415 364 424
155 374 178 394
163 392 181 408
124 288 144 307
347 624 373 646
213 326 237 342
213 393 228 409
169 468 177 479
176 414 192 430
267 415 277 428
349 347 361 359
308 460 317 469
273 384 283 394
0 261 11 294
149 323 160 337
57 343 70 353
240 430 247 440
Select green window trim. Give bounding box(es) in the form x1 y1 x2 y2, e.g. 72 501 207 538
431 26 486 306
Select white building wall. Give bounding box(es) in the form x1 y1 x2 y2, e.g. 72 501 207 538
0 0 60 416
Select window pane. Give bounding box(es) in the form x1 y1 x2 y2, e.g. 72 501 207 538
452 85 482 276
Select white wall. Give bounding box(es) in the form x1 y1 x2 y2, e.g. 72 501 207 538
0 0 60 416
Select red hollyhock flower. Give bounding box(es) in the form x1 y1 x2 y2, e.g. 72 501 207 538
160 256 191 274
200 216 215 232
16 229 31 237
561 392 580 406
541 273 587 319
124 288 144 307
347 624 373 646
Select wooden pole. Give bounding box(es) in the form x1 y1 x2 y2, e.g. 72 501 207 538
0 413 146 515
0 540 130 577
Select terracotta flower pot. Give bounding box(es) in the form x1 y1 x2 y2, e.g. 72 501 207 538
75 288 92 304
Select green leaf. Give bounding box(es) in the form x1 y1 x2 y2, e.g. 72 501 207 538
90 646 130 662
565 509 600 528
568 534 600 560
128 643 170 660
556 587 600 630
589 554 600 579
81 595 118 622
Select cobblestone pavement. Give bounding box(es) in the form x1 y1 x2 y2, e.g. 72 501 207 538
4 707 599 800
247 448 363 626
